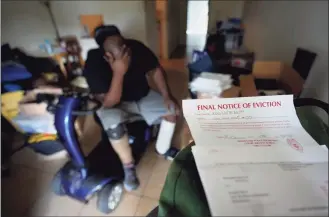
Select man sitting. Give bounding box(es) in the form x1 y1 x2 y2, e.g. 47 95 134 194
83 25 179 191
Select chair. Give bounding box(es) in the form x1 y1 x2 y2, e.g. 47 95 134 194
292 48 317 80
294 98 328 114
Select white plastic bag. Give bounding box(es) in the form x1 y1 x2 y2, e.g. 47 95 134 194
13 113 57 134
189 72 233 98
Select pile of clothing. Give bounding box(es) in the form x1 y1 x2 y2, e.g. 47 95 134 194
1 43 67 93
1 44 69 177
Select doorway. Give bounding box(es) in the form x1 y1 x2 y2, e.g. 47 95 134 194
146 0 191 60
186 0 209 61
154 0 188 60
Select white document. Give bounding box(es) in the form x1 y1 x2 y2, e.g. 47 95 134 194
193 148 328 216
183 95 328 216
183 95 320 149
192 145 329 165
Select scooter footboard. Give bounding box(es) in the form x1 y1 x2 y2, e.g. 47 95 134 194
59 161 120 202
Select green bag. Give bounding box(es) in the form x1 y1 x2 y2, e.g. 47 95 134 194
158 107 328 217
158 144 211 217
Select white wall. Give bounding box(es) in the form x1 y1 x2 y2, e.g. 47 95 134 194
144 1 159 56
1 1 56 53
51 1 147 44
243 1 328 123
2 1 149 55
208 0 245 33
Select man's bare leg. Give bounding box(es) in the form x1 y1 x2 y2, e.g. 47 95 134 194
106 124 139 191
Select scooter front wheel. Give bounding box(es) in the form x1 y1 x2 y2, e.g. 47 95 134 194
97 182 123 214
51 172 65 196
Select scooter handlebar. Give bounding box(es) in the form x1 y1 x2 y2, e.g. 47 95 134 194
36 92 102 116
36 93 57 104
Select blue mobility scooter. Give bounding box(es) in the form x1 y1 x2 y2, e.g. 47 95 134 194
39 89 153 214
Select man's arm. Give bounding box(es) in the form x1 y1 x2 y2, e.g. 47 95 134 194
149 66 180 115
102 45 131 108
102 74 124 108
150 67 171 99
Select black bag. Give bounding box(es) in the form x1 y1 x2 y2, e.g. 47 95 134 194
89 115 153 178
204 34 227 60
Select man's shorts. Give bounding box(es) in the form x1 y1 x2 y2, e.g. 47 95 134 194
97 90 172 129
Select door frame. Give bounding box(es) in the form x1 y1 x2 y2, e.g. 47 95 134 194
156 0 169 59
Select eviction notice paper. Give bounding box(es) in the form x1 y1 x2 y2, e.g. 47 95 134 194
183 95 322 149
183 95 328 216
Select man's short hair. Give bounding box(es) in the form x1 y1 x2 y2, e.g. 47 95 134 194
94 25 121 47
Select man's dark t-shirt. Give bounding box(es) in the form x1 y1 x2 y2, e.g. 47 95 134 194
83 39 159 102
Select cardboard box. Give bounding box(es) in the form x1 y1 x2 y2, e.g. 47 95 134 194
245 61 305 96
240 74 258 97
193 62 304 99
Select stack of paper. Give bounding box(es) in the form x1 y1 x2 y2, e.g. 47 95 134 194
189 72 233 97
183 95 328 216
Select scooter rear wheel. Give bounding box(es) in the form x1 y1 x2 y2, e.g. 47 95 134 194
97 182 123 214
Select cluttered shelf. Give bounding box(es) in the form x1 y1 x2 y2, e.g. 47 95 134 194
187 17 311 102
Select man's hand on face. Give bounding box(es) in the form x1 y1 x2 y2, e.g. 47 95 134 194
105 45 131 77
